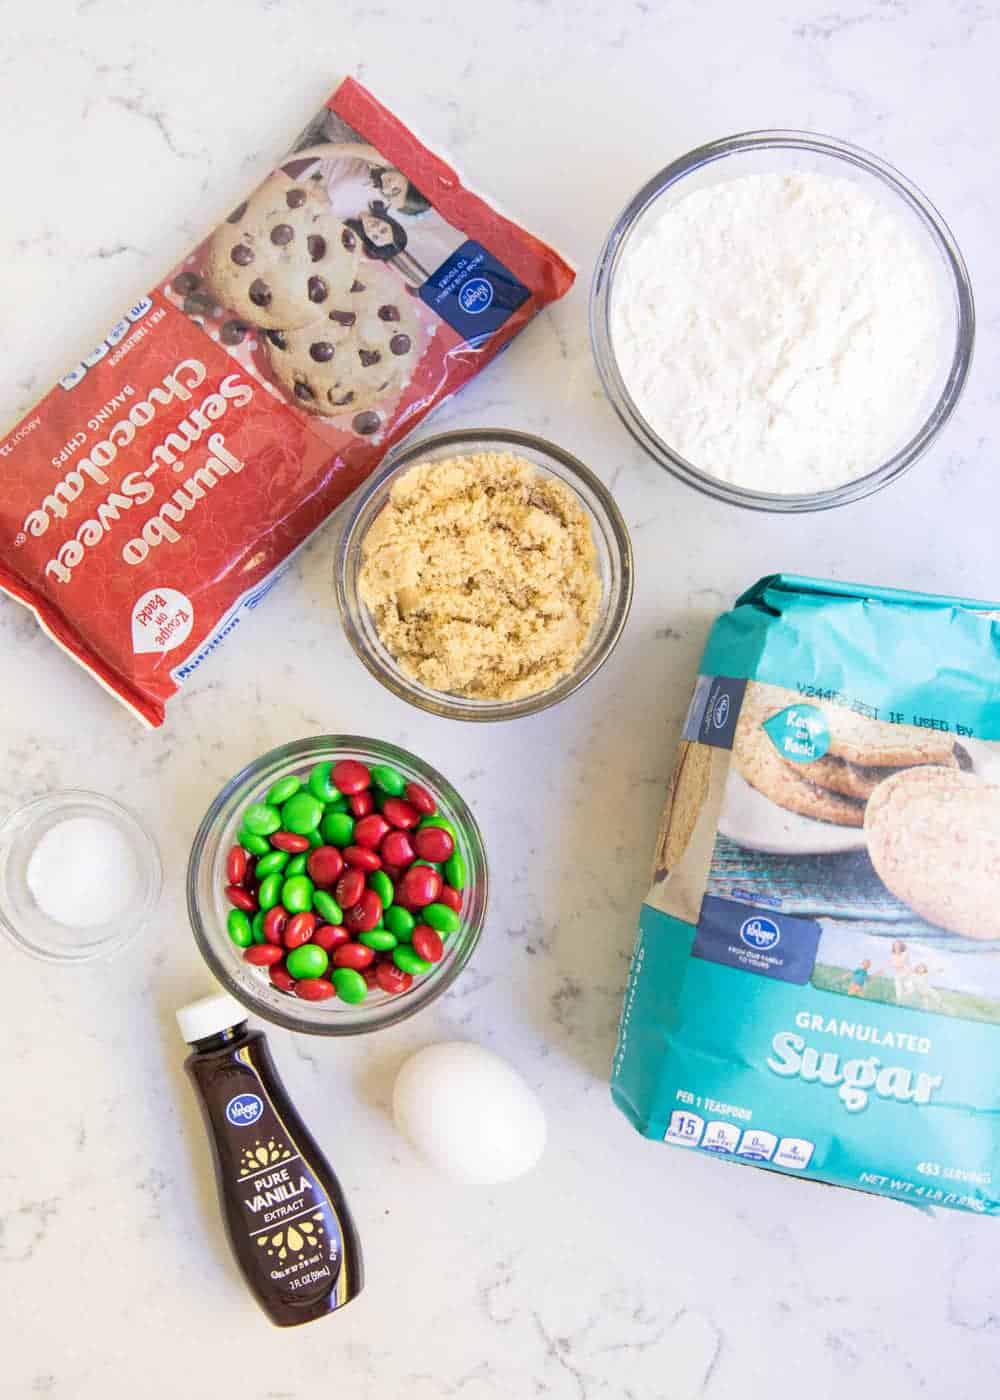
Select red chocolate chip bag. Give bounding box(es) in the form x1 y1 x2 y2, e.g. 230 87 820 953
0 79 574 726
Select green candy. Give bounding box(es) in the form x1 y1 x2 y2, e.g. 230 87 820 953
321 810 354 846
285 944 329 980
414 817 456 834
237 829 271 855
258 872 284 911
444 851 466 890
266 774 302 806
313 890 343 925
423 902 460 935
281 875 315 914
281 792 324 835
285 853 308 877
308 762 341 803
360 928 397 951
393 945 431 975
332 966 368 1004
370 763 406 796
368 869 394 908
306 827 324 848
227 909 252 948
243 802 281 836
324 792 349 812
384 906 415 940
254 850 289 878
251 911 267 945
412 859 442 872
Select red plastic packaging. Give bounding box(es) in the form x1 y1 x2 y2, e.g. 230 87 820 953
0 79 574 726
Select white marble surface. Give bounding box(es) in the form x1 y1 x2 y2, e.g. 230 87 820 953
2 1 999 1396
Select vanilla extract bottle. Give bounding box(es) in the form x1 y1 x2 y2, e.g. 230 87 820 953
178 993 363 1326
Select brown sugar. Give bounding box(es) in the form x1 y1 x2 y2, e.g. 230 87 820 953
358 452 602 701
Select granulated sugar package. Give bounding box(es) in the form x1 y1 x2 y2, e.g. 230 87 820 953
614 575 1000 1214
0 79 573 725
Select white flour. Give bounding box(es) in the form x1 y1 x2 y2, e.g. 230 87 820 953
611 171 945 493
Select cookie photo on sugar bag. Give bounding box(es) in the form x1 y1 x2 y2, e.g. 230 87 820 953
733 690 866 827
204 172 359 331
779 753 893 801
654 741 711 882
262 264 423 433
778 749 962 802
810 703 959 769
865 767 1000 940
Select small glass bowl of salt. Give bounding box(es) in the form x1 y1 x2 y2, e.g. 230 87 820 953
0 791 161 961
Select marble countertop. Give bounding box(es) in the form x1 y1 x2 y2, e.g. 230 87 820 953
2 1 999 1396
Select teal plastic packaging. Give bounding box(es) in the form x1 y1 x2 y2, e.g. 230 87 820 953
613 575 1000 1214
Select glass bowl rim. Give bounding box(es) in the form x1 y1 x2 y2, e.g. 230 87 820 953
0 788 163 963
186 734 488 1035
334 426 634 720
589 127 976 513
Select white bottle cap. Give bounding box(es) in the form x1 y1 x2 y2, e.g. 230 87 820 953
176 991 248 1044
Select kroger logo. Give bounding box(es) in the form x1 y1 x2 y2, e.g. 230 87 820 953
712 694 730 729
739 915 781 952
458 276 494 314
226 1093 264 1127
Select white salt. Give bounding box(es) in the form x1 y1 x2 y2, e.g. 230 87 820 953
26 816 140 928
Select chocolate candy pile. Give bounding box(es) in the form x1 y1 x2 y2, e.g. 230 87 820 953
224 758 466 1004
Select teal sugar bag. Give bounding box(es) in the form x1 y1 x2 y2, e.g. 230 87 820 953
613 575 1000 1214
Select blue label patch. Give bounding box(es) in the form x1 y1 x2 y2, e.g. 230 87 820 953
763 703 830 763
420 240 529 342
682 675 747 750
225 1093 264 1127
693 895 820 984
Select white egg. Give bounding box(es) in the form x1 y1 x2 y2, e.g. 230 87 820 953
392 1041 547 1185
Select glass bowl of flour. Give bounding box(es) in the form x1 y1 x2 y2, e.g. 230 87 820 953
591 130 974 510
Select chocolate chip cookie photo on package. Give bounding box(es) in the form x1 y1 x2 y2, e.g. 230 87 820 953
616 575 1000 1216
203 172 360 331
0 78 574 726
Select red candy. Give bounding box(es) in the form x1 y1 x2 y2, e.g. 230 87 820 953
311 923 351 952
243 944 284 966
412 925 444 963
343 844 381 872
270 965 297 992
270 831 311 854
226 845 248 885
381 830 415 867
333 942 375 970
335 868 365 909
397 864 442 908
353 814 391 849
332 759 370 795
439 885 463 913
307 845 344 886
404 781 436 816
263 906 289 944
284 912 317 949
296 978 337 1001
375 961 413 995
225 884 257 913
344 888 383 933
231 755 470 1005
381 797 420 829
413 826 454 862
